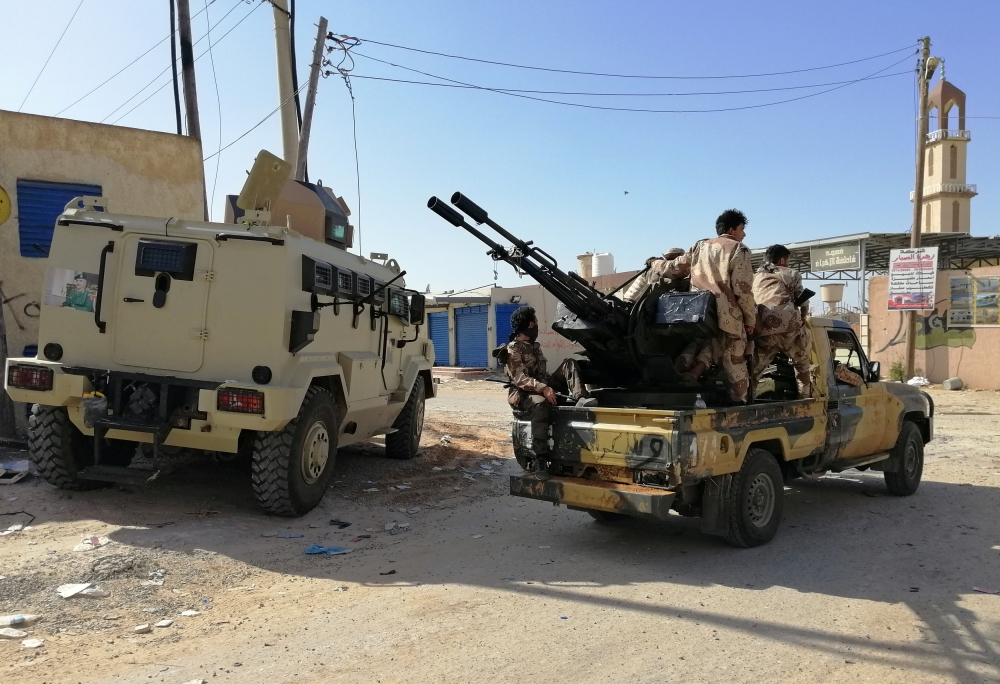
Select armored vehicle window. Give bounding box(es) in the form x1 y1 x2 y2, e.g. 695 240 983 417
827 329 869 382
135 239 197 281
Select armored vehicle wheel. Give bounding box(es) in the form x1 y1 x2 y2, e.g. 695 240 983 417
386 377 425 460
252 386 338 516
28 404 134 490
884 422 923 496
725 448 784 548
587 510 628 523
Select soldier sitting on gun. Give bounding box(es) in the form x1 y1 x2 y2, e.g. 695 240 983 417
498 306 593 480
751 244 815 398
623 248 687 304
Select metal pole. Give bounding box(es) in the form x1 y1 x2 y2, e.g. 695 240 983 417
295 16 328 182
176 0 201 142
169 0 183 135
271 0 299 173
904 36 932 380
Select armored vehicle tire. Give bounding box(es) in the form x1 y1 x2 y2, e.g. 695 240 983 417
587 510 629 523
386 377 425 460
252 386 338 516
28 404 134 490
725 448 784 548
884 422 923 496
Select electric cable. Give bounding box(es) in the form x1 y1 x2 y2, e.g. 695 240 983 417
343 37 917 80
101 0 251 124
202 82 309 161
19 0 86 111
351 50 916 114
205 0 224 221
326 36 362 255
54 0 218 116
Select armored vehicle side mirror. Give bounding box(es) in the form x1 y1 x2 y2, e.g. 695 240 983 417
409 294 426 326
868 361 880 382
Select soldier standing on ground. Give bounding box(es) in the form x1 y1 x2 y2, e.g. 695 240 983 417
498 306 591 480
751 244 815 398
664 210 757 403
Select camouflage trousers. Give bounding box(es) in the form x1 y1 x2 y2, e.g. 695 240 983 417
677 335 749 403
510 359 585 455
752 325 814 398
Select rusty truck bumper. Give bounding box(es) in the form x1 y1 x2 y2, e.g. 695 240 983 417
510 474 676 520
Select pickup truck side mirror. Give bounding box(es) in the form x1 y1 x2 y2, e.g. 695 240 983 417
868 361 881 382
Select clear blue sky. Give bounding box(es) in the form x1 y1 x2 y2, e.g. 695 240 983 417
4 0 999 302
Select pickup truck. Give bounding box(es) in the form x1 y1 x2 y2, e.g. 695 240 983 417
509 318 934 547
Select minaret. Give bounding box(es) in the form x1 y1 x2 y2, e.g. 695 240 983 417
916 70 977 233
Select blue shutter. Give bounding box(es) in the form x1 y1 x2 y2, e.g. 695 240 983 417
454 305 488 367
494 303 521 347
427 312 450 366
16 180 102 258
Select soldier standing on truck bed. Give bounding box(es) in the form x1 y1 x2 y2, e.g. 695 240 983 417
497 306 592 480
664 210 757 403
751 244 815 398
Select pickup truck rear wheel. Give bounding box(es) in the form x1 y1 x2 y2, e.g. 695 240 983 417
386 377 425 460
884 422 923 496
725 448 784 548
252 386 338 516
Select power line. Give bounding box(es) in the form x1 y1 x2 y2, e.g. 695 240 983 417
205 0 224 221
54 0 216 116
345 36 917 80
107 0 261 125
101 0 250 124
352 51 916 114
19 0 86 111
202 82 309 161
349 69 912 97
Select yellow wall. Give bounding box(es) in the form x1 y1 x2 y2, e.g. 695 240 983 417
0 110 206 364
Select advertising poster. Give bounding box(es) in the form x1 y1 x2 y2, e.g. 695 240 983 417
949 276 1000 327
887 247 938 311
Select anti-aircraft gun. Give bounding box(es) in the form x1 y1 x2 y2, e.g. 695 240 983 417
427 193 722 402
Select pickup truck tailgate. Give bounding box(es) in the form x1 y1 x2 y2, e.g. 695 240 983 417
510 474 676 520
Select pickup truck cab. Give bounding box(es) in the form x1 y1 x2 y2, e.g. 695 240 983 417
509 318 934 547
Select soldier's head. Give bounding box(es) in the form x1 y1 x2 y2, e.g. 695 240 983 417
510 306 538 342
73 274 87 291
664 247 685 260
764 244 791 267
715 209 748 241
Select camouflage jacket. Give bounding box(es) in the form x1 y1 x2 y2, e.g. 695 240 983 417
834 362 864 387
664 236 756 337
504 339 548 404
753 263 804 337
623 249 686 303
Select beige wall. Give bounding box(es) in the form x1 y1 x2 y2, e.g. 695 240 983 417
868 267 1000 388
0 110 206 364
490 284 583 369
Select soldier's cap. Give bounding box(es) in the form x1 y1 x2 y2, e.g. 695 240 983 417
663 248 685 260
74 273 86 280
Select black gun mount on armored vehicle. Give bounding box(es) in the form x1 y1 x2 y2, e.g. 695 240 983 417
428 193 733 406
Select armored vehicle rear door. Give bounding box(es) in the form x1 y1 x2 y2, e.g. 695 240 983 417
111 236 214 373
825 328 886 460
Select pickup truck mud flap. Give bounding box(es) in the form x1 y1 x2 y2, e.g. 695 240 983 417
510 474 675 520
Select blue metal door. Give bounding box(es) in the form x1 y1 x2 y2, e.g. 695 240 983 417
494 303 521 347
454 305 488 367
16 180 102 257
427 311 450 366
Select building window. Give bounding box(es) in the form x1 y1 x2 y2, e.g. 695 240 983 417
927 148 933 176
16 180 102 258
953 201 960 232
925 203 932 232
950 144 958 179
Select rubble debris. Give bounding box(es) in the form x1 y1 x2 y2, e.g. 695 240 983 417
304 545 351 556
440 435 452 445
21 638 44 648
179 610 200 617
973 587 999 594
0 628 28 639
472 534 483 539
57 583 92 598
73 536 110 552
154 619 174 628
142 569 167 586
134 624 152 634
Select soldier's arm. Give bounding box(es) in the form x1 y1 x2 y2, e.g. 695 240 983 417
507 348 548 395
731 248 758 327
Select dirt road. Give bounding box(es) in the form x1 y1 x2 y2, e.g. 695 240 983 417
1 381 998 683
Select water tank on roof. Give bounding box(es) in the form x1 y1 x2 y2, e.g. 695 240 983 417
577 253 593 279
592 252 615 277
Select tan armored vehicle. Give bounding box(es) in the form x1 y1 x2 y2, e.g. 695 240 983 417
4 152 434 515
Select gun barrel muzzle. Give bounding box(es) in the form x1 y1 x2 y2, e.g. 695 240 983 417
450 192 489 224
427 196 465 227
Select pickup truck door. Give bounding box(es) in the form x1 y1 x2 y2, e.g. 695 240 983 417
826 328 886 460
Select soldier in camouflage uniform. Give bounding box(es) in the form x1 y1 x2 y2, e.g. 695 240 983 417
663 210 757 402
500 306 589 479
623 248 687 303
751 244 815 398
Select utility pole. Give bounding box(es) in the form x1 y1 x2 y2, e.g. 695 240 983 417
271 0 299 174
904 36 939 379
176 0 201 142
169 0 183 135
295 16 328 182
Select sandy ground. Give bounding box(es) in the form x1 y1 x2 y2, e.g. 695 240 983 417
0 380 998 684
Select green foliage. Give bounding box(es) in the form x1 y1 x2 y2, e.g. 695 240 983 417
889 361 905 382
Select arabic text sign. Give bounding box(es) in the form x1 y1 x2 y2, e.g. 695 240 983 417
810 242 860 272
888 247 938 311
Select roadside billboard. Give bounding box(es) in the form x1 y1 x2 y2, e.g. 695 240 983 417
887 247 938 311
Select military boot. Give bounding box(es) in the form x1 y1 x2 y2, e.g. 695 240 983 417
532 442 550 481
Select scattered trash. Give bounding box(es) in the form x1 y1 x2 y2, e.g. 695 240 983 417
80 587 110 598
73 536 111 552
329 519 352 529
57 583 93 598
0 615 39 628
263 532 304 539
432 466 443 471
181 680 207 684
103 615 121 620
363 488 380 493
538 545 551 549
407 507 421 515
142 569 167 587
560 616 568 620
0 628 28 639
304 545 351 556
5 497 16 502
333 586 348 592
379 569 396 576
395 484 412 490
973 587 999 594
349 534 371 542
308 524 320 529
463 474 475 481
453 486 462 491
154 619 174 628
134 624 152 634
907 376 930 387
479 464 493 470
0 460 30 485
942 377 964 391
397 522 410 530
440 435 452 445
472 534 484 539
21 638 44 648
143 521 175 528
179 610 200 617
910 587 920 592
